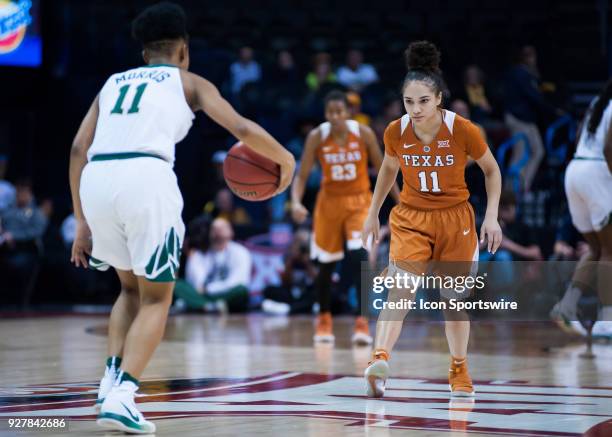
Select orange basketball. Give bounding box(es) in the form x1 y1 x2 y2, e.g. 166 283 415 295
223 141 280 201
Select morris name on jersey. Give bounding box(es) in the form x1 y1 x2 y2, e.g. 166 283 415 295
114 69 171 85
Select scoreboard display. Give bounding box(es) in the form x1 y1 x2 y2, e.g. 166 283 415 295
0 0 41 68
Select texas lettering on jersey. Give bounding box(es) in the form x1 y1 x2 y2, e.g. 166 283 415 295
400 154 454 167
316 120 370 195
384 110 488 209
322 149 363 165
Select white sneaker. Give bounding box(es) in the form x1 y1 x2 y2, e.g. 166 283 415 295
592 321 612 339
94 365 119 412
550 301 587 337
364 359 389 398
97 381 155 434
262 299 291 315
352 331 373 346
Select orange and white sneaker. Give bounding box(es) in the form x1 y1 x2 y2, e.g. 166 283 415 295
448 357 475 397
351 317 373 346
364 349 390 398
313 312 335 343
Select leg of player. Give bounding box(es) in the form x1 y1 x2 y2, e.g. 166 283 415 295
97 278 174 434
443 307 474 397
364 270 418 398
593 223 612 338
346 248 372 345
551 236 599 337
314 261 336 343
94 269 140 411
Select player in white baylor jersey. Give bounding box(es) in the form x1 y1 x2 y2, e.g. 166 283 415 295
68 3 295 434
552 79 612 339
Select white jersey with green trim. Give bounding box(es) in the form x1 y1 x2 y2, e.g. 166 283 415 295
87 64 195 164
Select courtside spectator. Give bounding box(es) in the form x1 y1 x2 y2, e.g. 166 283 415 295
0 179 48 305
229 46 262 95
337 49 379 92
175 218 251 313
504 45 563 192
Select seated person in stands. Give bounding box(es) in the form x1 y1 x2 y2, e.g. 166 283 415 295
336 49 378 92
461 65 495 124
204 188 252 226
305 52 336 92
175 218 251 313
481 190 542 262
261 228 317 315
0 179 48 305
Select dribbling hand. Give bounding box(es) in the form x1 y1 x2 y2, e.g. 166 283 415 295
71 219 92 268
275 153 296 196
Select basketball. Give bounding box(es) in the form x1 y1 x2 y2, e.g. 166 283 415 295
223 141 280 201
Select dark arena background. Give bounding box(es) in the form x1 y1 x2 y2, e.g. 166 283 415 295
1 1 612 436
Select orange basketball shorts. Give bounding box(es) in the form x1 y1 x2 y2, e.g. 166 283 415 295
311 190 371 263
388 200 479 275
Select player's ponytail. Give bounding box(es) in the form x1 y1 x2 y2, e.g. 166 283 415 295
402 41 447 98
586 78 612 137
405 41 441 75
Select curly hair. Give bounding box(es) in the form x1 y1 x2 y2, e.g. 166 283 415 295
131 2 188 52
402 41 447 96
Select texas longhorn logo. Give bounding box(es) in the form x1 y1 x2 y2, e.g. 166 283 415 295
0 0 31 54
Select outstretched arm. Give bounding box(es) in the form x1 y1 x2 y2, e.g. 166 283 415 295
69 95 99 267
361 124 400 203
183 71 295 193
290 129 319 224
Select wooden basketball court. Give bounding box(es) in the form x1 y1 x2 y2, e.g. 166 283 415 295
1 314 611 436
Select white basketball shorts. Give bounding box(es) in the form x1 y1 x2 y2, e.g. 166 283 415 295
80 155 185 281
565 159 612 233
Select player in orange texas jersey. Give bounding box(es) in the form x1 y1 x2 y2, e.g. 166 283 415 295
292 90 400 345
361 42 502 398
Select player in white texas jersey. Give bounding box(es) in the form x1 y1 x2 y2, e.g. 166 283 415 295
68 3 295 434
552 79 612 340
